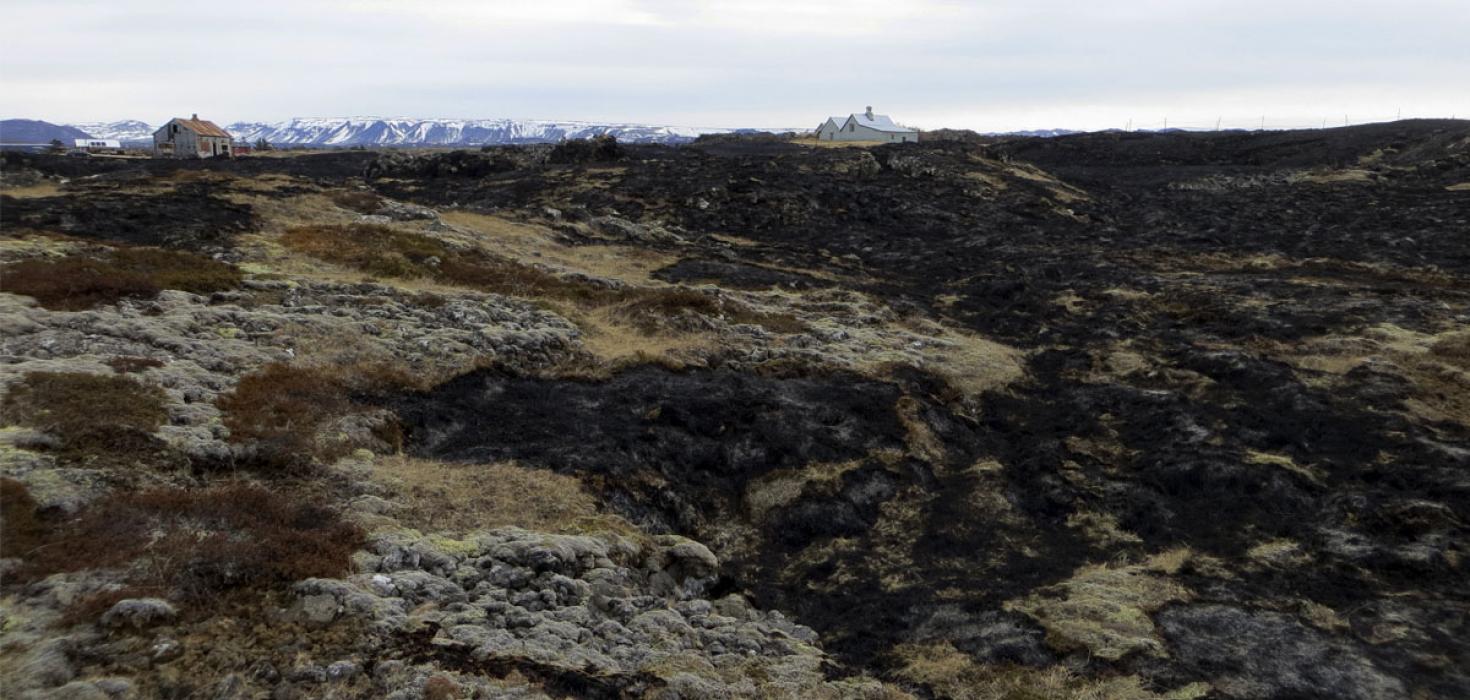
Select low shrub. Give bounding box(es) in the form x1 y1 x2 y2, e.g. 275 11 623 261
282 223 449 278
17 484 364 604
0 256 157 310
0 478 44 559
0 247 242 310
218 363 354 469
108 247 242 295
328 189 384 214
422 675 463 700
1 371 173 467
106 355 166 374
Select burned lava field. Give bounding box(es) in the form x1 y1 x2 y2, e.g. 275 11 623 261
1 120 1468 699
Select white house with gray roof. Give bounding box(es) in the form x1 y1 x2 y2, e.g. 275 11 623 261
815 107 919 143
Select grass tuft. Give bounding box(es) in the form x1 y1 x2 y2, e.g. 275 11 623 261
368 456 601 534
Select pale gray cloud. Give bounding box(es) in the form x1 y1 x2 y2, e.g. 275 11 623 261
2 0 1466 131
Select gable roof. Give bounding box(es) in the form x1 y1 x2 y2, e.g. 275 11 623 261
844 112 917 134
168 117 232 138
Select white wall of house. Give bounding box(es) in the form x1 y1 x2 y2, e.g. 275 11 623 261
815 115 918 143
154 122 194 158
816 118 844 140
848 123 917 143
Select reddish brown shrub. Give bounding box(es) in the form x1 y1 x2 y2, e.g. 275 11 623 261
0 247 241 310
0 256 157 310
1 372 172 467
20 484 364 603
0 478 44 559
422 675 462 700
106 355 167 373
218 364 353 469
282 224 449 279
329 189 385 214
107 247 242 295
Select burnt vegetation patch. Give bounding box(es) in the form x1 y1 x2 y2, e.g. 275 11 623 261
397 365 913 532
0 183 256 251
392 365 1090 669
0 247 243 310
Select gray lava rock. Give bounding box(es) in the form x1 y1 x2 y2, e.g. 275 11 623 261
99 598 176 630
374 200 439 221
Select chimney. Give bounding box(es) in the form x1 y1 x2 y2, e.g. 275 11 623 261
865 106 873 120
192 113 198 120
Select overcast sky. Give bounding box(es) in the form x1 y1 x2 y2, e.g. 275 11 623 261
3 0 1467 132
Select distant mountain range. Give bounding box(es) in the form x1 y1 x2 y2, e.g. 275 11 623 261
58 117 759 147
0 119 92 144
4 117 1082 148
66 119 155 143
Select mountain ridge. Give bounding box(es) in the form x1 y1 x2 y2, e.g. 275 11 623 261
67 116 776 147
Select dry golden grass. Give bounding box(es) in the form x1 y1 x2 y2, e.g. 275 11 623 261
743 458 867 520
1245 450 1326 485
1447 182 1470 192
1002 162 1092 203
894 641 1209 700
1006 555 1194 661
885 318 1026 397
366 456 600 534
1067 510 1144 547
0 182 63 198
791 137 890 148
1270 324 1470 429
568 306 718 368
1296 169 1373 184
442 211 680 286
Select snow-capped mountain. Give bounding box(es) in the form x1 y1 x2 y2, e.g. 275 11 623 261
65 117 757 147
224 117 743 146
67 120 156 143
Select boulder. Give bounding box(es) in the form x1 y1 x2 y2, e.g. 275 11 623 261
99 598 177 630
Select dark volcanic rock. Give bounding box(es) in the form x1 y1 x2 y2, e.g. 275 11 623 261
398 366 909 534
1158 605 1406 700
0 184 256 250
652 259 828 290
